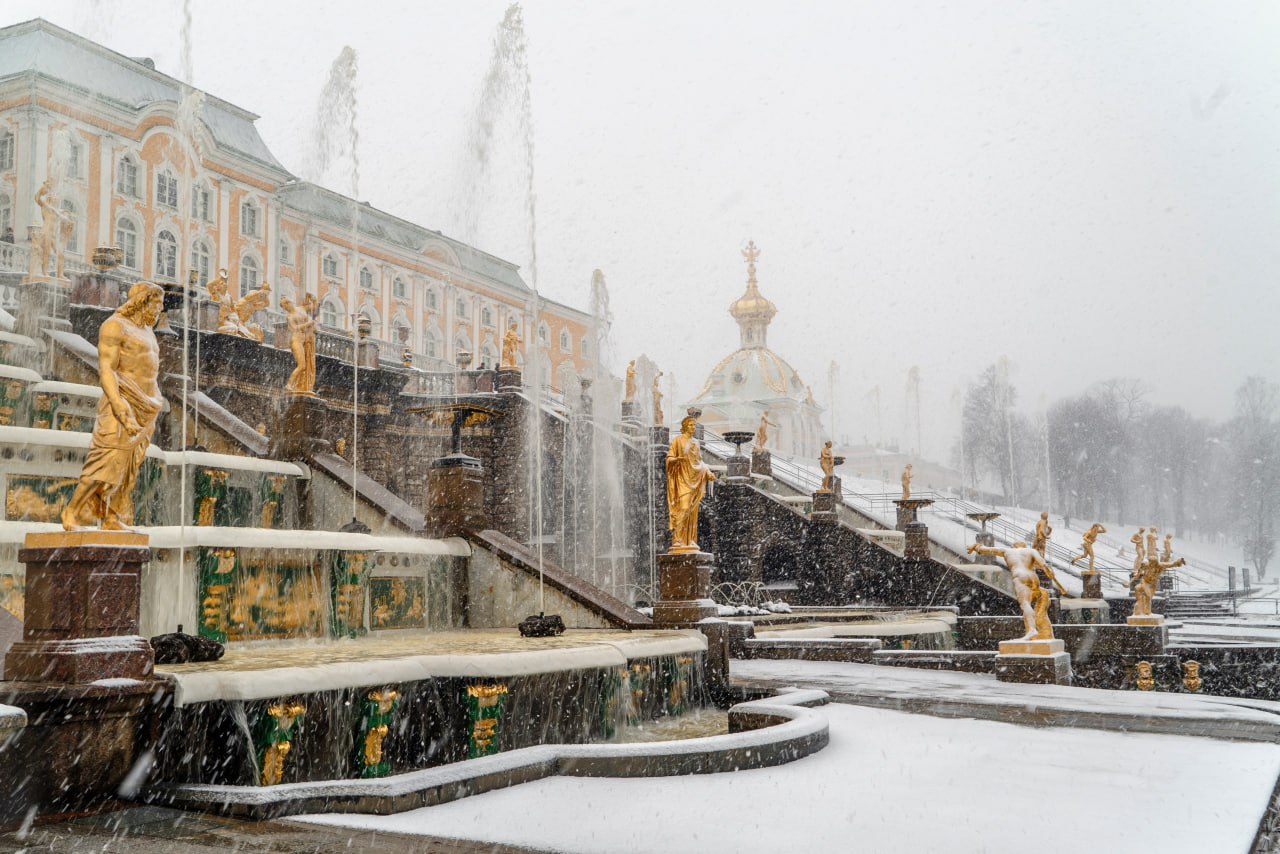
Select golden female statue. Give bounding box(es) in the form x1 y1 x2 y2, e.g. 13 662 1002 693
901 463 913 500
61 282 165 530
754 410 774 451
666 415 715 553
624 359 636 403
500 321 521 369
652 371 664 426
819 440 835 491
281 293 318 396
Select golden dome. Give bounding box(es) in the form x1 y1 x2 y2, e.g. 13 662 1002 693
729 240 776 348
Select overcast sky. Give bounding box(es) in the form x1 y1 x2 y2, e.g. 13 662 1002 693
13 0 1280 461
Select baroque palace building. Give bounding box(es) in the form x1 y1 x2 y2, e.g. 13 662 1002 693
0 18 594 383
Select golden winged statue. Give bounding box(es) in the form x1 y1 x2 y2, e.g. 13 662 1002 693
208 268 271 342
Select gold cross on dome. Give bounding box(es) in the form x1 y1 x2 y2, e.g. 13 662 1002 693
742 240 760 284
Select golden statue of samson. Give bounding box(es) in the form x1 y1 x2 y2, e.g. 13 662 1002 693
61 281 165 531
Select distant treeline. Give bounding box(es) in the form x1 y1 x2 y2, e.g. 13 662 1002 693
957 365 1279 576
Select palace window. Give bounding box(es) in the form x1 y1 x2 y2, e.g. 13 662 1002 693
239 255 259 293
156 169 178 208
560 329 571 354
426 288 438 310
279 238 292 266
0 194 11 237
191 240 211 285
60 200 78 253
117 155 139 197
115 218 138 269
538 322 549 345
320 299 339 328
66 139 83 180
481 306 494 327
322 254 339 278
359 266 375 292
239 200 259 236
191 184 212 221
480 344 496 368
0 132 13 171
456 297 469 319
426 328 440 358
581 337 590 357
392 276 407 300
156 230 178 279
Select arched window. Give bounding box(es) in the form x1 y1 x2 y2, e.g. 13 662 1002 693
426 288 438 310
320 299 339 329
190 240 211 286
239 256 259 293
392 320 410 345
559 329 571 354
322 254 339 278
455 337 469 355
156 169 178 208
115 218 138 269
481 305 494 327
239 199 259 236
392 276 407 300
359 267 375 292
0 132 13 172
117 155 138 197
155 230 177 279
59 200 78 253
480 343 497 368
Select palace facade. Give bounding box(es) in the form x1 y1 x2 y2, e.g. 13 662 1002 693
0 18 593 384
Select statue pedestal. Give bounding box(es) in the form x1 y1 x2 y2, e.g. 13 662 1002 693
1127 613 1165 627
811 489 837 515
994 639 1071 685
425 454 488 538
650 426 670 449
271 393 329 460
652 551 717 624
496 367 522 392
904 521 931 559
726 454 750 481
1081 571 1103 599
895 498 933 532
750 449 772 478
974 531 996 565
3 531 154 683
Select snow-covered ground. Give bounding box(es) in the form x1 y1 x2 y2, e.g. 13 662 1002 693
296 700 1278 853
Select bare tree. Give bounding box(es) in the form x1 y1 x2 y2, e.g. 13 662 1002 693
1232 377 1280 578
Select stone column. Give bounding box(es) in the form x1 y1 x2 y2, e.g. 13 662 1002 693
4 531 153 683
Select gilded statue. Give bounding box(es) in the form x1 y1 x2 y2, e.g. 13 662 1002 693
208 269 271 341
1131 554 1185 618
968 540 1067 641
1069 523 1107 573
624 359 636 403
1161 532 1173 562
901 463 913 500
1033 512 1052 557
652 371 664 426
500 321 521 369
1146 527 1159 562
819 440 835 491
281 293 318 396
666 414 715 553
754 410 775 451
61 282 164 530
1130 528 1146 572
29 179 67 280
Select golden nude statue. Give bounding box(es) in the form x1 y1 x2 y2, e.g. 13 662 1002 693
968 540 1067 640
753 410 775 451
1033 512 1052 557
208 269 271 341
281 293 318 396
29 179 68 280
61 282 165 530
1131 554 1186 618
819 440 835 491
901 463 913 500
1146 527 1159 562
500 320 521 369
1069 523 1107 573
652 372 664 426
1131 528 1146 572
624 359 636 403
666 414 715 553
1161 532 1173 562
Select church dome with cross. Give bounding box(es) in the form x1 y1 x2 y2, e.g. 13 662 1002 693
686 241 823 459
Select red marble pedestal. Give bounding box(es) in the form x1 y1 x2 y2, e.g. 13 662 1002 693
3 531 154 683
652 551 717 624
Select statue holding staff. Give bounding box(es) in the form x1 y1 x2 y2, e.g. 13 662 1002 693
968 540 1066 641
61 282 165 530
666 414 715 553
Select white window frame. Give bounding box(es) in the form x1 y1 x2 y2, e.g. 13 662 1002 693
66 138 83 180
191 239 212 285
191 183 212 222
115 217 139 269
239 199 259 237
560 329 572 354
117 155 139 197
156 230 178 280
320 298 340 329
156 168 178 209
239 255 260 294
0 132 13 172
60 200 78 253
359 266 375 292
322 254 339 278
392 276 407 300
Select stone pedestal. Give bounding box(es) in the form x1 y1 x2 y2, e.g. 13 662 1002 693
751 448 772 478
895 498 933 532
811 489 837 515
650 425 670 449
425 455 488 537
1127 613 1165 627
652 551 717 624
1081 571 1103 599
994 639 1071 685
726 454 750 481
4 531 154 683
271 392 330 460
974 531 996 565
496 367 522 392
68 273 124 309
620 400 638 421
904 521 931 559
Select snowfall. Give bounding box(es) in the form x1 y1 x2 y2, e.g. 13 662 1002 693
297 696 1279 854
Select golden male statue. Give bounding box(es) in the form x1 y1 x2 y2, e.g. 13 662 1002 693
61 282 165 530
281 293 318 396
500 321 522 369
968 540 1067 641
1131 554 1185 617
666 414 715 553
1033 512 1052 557
1069 523 1107 572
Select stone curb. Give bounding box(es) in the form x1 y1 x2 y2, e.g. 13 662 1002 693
147 689 831 820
